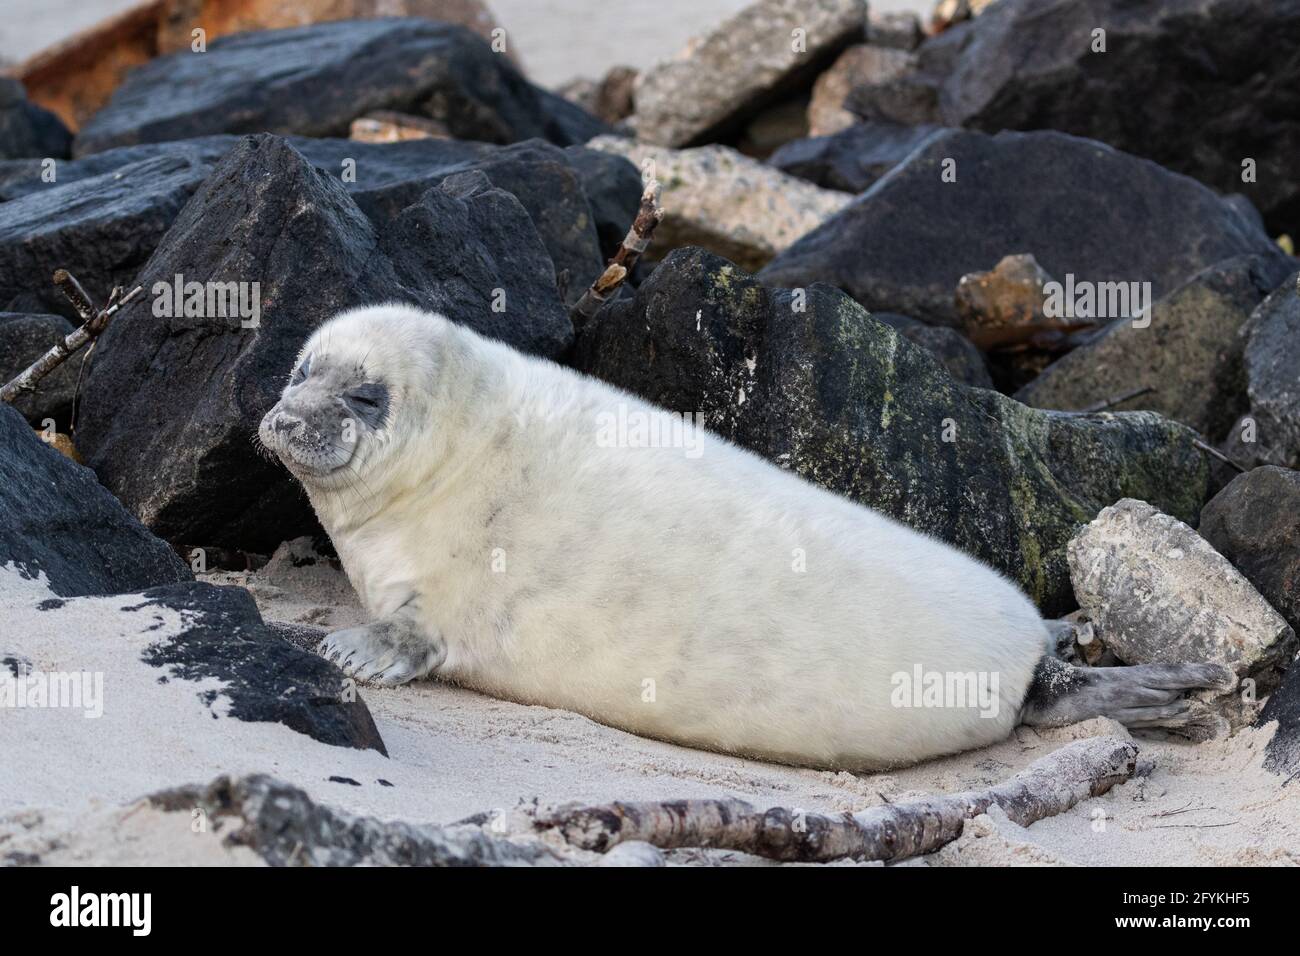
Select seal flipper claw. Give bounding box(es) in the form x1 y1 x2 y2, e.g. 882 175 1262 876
320 612 445 687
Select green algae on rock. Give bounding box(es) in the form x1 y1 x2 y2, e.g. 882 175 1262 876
576 247 1209 614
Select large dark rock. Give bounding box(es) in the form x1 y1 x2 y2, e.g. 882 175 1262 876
0 78 72 161
924 0 1300 239
562 145 643 262
384 170 572 357
0 312 78 426
139 582 386 754
75 19 607 157
76 136 394 550
303 138 629 303
290 138 609 304
872 312 992 388
1016 255 1294 441
75 135 571 550
535 86 612 149
759 129 1287 327
1239 272 1300 469
576 248 1210 614
0 403 191 597
1258 661 1300 780
287 136 489 223
0 136 238 202
767 121 942 193
0 153 213 318
422 141 606 305
2 136 633 307
1200 466 1300 634
840 23 965 128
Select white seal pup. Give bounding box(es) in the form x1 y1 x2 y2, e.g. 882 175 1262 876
259 304 1233 769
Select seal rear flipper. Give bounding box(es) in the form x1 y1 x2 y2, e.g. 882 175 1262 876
1018 656 1235 730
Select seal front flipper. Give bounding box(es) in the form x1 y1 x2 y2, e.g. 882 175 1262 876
1019 656 1235 730
319 599 446 686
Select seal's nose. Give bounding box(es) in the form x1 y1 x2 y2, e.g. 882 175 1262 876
272 414 301 436
259 407 302 446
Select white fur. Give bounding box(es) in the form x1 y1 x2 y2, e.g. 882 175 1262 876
291 303 1049 770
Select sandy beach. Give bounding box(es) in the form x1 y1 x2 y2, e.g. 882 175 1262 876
4 545 1294 867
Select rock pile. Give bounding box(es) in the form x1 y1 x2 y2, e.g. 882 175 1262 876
3 0 1300 867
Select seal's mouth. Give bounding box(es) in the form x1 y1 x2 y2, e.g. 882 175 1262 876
258 406 356 480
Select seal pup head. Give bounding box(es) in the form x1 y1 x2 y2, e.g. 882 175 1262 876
258 303 451 499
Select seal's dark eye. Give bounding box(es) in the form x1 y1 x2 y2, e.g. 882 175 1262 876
343 382 390 428
292 354 312 385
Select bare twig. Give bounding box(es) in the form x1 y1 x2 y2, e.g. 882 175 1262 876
0 272 143 406
1151 821 1237 830
1192 437 1247 474
570 178 664 330
1080 385 1156 413
54 269 96 322
1065 389 1249 474
536 736 1138 864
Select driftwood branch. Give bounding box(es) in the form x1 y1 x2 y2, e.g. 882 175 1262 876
0 271 142 406
569 178 664 330
536 736 1138 864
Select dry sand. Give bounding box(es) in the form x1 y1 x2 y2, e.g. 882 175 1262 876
3 547 1296 866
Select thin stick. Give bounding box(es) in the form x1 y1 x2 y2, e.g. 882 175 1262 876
54 269 96 322
1192 438 1246 474
1066 388 1248 474
570 178 664 330
537 736 1138 864
0 273 143 406
1080 385 1155 413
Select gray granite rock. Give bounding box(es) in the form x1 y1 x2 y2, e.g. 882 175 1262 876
1068 498 1295 690
630 0 865 147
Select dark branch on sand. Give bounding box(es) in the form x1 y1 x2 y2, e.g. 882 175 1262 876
535 736 1138 864
569 178 664 331
0 270 143 407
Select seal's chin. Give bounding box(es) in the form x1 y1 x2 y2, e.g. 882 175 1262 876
282 444 357 482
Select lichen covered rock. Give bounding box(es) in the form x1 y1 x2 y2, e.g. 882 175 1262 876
577 248 1211 613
